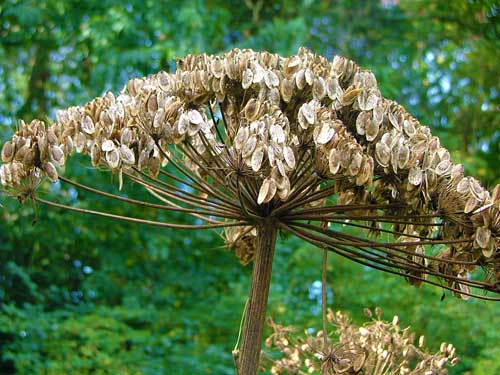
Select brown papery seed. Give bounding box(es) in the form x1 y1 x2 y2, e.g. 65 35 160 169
1 141 14 163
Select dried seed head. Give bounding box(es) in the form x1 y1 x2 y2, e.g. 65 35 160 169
0 48 498 300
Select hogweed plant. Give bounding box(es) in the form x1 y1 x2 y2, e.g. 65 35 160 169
262 308 458 375
1 48 500 375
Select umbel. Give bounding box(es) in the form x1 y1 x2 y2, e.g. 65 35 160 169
1 48 499 375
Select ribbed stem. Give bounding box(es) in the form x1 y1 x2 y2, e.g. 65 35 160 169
238 220 278 375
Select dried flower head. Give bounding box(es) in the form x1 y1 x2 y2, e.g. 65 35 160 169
1 47 500 302
262 309 459 375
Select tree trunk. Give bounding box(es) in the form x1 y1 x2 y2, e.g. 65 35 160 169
238 220 277 375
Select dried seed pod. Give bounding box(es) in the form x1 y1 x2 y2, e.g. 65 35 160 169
284 55 301 75
475 226 491 250
251 146 264 172
464 195 480 214
146 94 158 113
397 143 410 170
43 161 58 182
267 88 281 107
329 148 341 174
375 142 390 167
342 87 362 106
119 144 135 165
234 126 249 150
51 145 65 165
280 77 294 103
177 112 189 135
91 142 101 167
276 158 286 176
356 156 374 186
0 164 11 185
326 77 343 100
102 140 115 152
353 352 366 373
81 115 95 135
295 68 306 89
267 145 276 166
454 274 470 301
153 108 166 128
270 124 285 144
408 166 423 186
47 127 58 144
435 159 452 176
64 135 73 154
403 119 416 137
312 77 326 99
470 178 485 201
298 102 316 129
74 132 86 153
188 109 203 125
365 116 379 142
257 177 277 204
1 141 14 163
283 146 296 169
242 68 253 89
242 135 257 158
301 68 312 85
106 148 120 169
120 128 133 145
264 70 279 89
210 57 224 78
148 154 161 177
456 177 470 194
138 149 149 170
358 89 378 111
251 62 265 84
314 122 335 145
22 147 36 166
388 112 401 131
356 112 369 136
348 152 362 176
244 98 261 122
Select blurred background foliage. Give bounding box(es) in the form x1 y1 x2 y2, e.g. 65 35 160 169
0 0 499 374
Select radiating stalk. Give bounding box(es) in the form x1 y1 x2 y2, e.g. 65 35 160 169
238 220 278 375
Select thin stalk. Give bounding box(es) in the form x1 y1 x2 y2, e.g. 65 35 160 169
127 170 241 214
35 197 246 230
282 221 497 295
277 221 500 300
58 176 241 221
286 222 480 280
322 248 328 350
238 220 278 375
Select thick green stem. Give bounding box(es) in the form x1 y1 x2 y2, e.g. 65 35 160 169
238 220 277 375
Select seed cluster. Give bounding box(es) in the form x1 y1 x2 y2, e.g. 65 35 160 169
1 48 499 297
263 308 458 375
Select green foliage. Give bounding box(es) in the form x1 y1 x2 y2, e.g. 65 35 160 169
1 0 499 373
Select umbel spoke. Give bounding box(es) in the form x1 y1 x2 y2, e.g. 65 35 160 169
2 48 500 375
